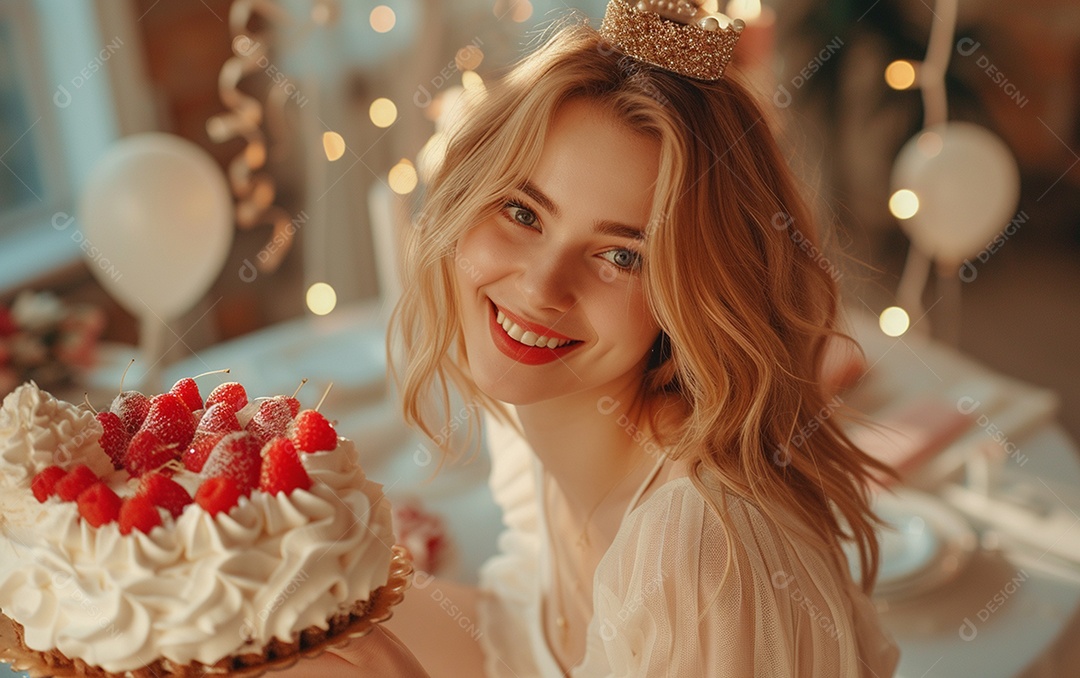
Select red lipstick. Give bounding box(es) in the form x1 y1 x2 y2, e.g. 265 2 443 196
487 300 582 366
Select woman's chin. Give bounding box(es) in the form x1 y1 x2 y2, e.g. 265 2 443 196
467 361 553 406
472 377 546 407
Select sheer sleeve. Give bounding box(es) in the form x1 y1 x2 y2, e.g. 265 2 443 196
476 407 546 677
589 479 900 678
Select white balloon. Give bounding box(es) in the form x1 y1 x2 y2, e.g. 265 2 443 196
891 122 1020 263
78 133 233 320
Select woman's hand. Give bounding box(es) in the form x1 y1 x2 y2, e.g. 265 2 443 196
327 626 431 677
272 626 430 678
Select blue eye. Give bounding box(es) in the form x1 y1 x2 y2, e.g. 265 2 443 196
502 200 538 228
601 248 642 272
500 198 642 273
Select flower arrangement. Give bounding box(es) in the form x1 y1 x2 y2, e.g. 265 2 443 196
0 290 106 396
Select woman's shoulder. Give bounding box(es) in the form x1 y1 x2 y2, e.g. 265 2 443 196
598 464 899 677
630 461 765 531
623 463 836 574
609 469 727 568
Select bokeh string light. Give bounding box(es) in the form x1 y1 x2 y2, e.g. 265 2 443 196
887 0 959 334
882 0 1017 344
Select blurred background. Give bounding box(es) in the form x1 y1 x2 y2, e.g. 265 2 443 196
0 0 1076 436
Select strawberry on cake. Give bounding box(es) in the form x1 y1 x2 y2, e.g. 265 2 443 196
0 376 401 676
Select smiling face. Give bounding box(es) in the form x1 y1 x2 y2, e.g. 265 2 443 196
453 97 662 406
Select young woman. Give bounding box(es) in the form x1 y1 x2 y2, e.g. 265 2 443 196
296 2 900 676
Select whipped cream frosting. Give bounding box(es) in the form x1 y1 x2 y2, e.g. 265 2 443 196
0 382 112 486
0 383 395 673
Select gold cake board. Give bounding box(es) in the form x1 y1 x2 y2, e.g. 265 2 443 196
0 545 413 678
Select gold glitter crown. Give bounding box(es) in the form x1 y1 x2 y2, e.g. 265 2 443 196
599 0 745 81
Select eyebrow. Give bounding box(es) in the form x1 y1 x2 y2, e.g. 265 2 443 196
519 180 646 241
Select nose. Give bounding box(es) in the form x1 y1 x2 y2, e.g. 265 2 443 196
515 248 577 313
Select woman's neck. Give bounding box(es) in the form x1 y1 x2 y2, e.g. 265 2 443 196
514 376 658 520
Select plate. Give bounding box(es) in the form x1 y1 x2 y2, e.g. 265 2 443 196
876 498 941 585
847 488 978 601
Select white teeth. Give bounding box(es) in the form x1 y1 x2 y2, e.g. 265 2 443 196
506 322 525 341
493 306 571 349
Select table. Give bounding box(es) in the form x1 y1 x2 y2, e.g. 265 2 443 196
843 312 1080 678
155 303 1080 676
14 303 1076 677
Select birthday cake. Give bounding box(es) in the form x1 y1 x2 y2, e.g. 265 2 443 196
0 377 397 675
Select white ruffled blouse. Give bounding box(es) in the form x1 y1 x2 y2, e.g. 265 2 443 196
476 410 900 677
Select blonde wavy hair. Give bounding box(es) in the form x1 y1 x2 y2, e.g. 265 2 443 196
389 14 893 591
